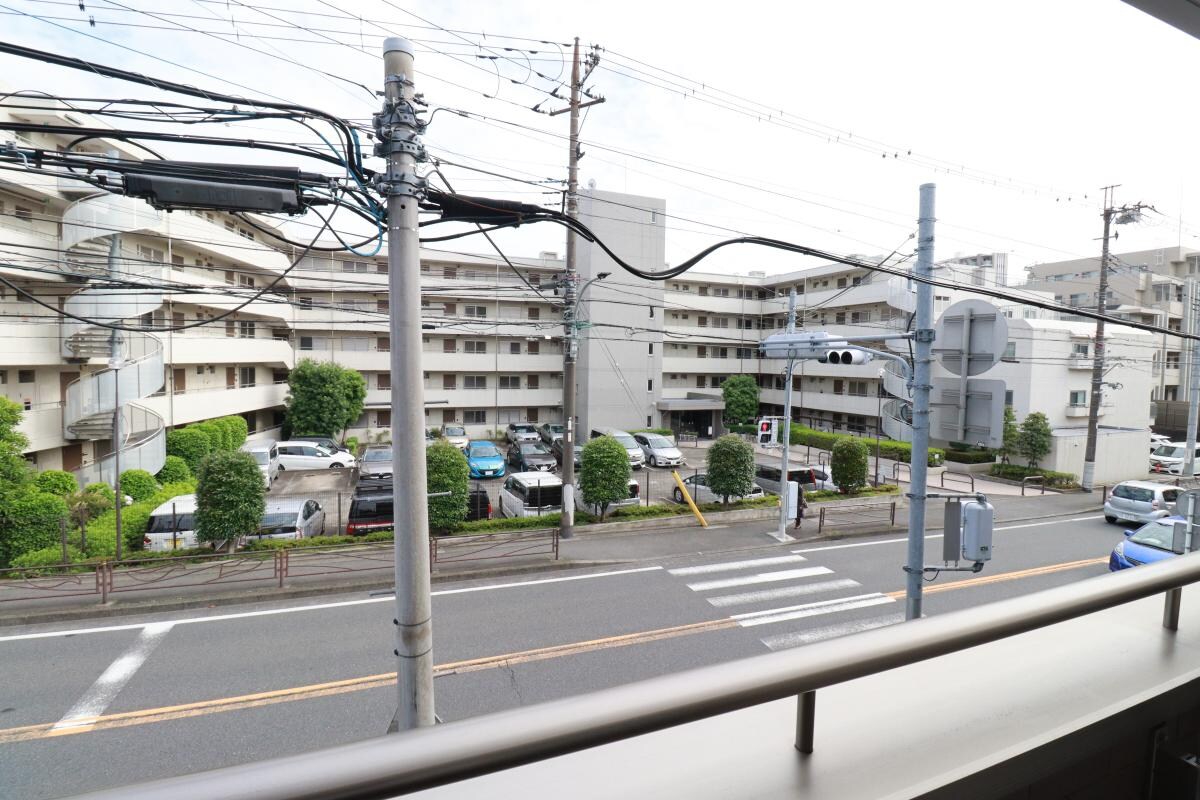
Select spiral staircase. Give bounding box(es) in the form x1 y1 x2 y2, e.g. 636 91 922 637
60 193 167 486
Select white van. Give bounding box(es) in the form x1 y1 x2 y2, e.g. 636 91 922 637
276 441 357 471
143 494 199 552
243 443 280 488
589 428 645 470
498 472 564 518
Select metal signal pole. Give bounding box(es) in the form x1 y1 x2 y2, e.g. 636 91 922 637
775 289 797 542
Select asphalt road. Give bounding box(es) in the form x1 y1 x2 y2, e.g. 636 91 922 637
0 512 1123 799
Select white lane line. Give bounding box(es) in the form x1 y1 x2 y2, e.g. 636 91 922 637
685 566 833 593
760 612 906 650
793 515 1106 554
50 622 174 732
706 578 862 608
668 555 807 576
0 566 666 643
734 594 895 627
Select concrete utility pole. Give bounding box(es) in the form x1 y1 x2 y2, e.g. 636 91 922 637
377 37 435 732
108 233 123 561
904 183 936 621
775 289 797 542
1081 187 1150 491
1184 279 1200 478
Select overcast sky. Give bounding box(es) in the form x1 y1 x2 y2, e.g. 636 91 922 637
3 0 1198 282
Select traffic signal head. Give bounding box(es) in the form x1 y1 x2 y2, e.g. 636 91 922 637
757 418 777 445
826 349 873 365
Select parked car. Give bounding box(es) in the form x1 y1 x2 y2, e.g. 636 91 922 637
347 484 491 534
290 435 349 454
1103 481 1178 525
143 494 199 551
754 463 836 495
467 441 506 479
241 442 280 489
539 423 565 445
143 495 324 550
466 485 492 522
425 431 435 448
551 438 582 470
575 478 640 515
359 445 393 479
506 423 541 444
590 427 645 470
1149 442 1200 475
245 498 325 542
507 441 557 473
276 441 357 471
1109 517 1182 571
441 425 469 451
672 473 764 505
633 432 684 468
498 472 563 517
1150 433 1171 452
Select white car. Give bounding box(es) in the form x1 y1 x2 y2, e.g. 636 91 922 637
275 441 357 471
633 432 684 468
1104 481 1178 525
672 473 764 505
242 443 280 489
359 445 393 479
246 498 326 541
575 478 641 515
506 423 541 444
143 494 199 551
498 472 563 518
1149 442 1200 476
1150 433 1171 452
441 425 469 451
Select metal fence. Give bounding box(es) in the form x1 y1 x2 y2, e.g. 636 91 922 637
815 501 898 535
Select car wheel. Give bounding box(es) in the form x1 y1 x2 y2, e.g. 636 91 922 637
651 456 658 468
330 463 344 469
277 465 285 472
1105 515 1117 524
673 488 683 503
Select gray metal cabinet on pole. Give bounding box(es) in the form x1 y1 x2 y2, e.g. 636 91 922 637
904 184 936 621
378 37 435 732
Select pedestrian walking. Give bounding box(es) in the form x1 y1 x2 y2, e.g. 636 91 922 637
793 482 808 530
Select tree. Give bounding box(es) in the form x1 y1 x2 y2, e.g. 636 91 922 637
195 451 265 551
119 469 159 502
721 375 760 425
706 434 755 504
831 438 869 494
285 360 367 438
1018 412 1053 469
0 397 31 489
0 490 68 566
580 435 631 520
997 406 1019 465
426 442 469 534
156 455 192 484
167 427 214 474
66 487 113 551
34 470 78 497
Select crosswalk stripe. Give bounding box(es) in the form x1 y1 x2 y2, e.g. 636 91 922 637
668 555 807 576
685 566 833 593
759 613 906 650
705 578 862 608
733 594 895 627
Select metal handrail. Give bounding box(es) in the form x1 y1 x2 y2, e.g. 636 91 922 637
940 470 975 492
71 554 1200 800
1021 475 1046 496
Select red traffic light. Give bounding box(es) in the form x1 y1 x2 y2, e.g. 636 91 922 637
760 422 770 431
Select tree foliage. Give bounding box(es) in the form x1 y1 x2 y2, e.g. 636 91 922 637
156 455 192 484
34 470 78 497
167 427 214 473
426 442 469 534
0 397 31 489
831 437 869 494
284 359 367 437
119 469 159 502
0 489 68 566
195 451 265 549
1018 412 1053 469
721 375 760 424
65 486 112 547
998 405 1020 465
580 435 632 520
706 434 755 504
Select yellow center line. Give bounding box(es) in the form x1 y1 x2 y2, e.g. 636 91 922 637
883 557 1108 598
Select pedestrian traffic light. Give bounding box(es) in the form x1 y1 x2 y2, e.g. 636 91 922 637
757 418 777 445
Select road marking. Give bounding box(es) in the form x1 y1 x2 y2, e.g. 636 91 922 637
685 566 833 592
0 566 666 643
760 613 906 650
668 555 807 576
0 616 737 744
48 622 173 735
733 594 895 627
882 557 1108 598
706 578 862 608
794 515 1106 554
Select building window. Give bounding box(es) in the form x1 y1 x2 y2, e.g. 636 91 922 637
464 375 487 389
850 311 870 324
526 408 539 423
1003 341 1017 359
443 339 456 354
697 346 708 359
239 366 256 387
341 337 369 351
699 286 709 296
698 316 708 328
527 375 540 389
696 376 706 388
1071 342 1089 358
442 408 457 423
226 321 236 338
376 409 391 427
239 274 255 289
442 374 456 390
509 342 521 355
14 205 33 222
464 409 486 425
465 340 487 354
736 347 753 359
648 343 654 355
527 340 540 355
443 303 456 316
195 366 204 376
713 317 728 328
500 375 520 389
1005 390 1014 407
377 336 390 352
710 376 721 388
713 287 729 298
837 277 847 288
1069 390 1087 407
238 321 256 339
378 373 391 390
647 379 653 391
377 299 389 313
835 312 846 325
464 305 487 318
715 347 728 359
528 307 540 320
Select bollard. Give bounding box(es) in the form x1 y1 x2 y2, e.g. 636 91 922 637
172 502 178 551
60 517 68 565
337 493 343 536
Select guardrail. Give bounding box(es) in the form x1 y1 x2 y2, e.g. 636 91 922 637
430 527 558 564
940 470 975 493
891 461 911 484
1021 475 1045 496
816 501 897 534
73 538 1200 800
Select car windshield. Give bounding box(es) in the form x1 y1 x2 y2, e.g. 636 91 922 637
314 445 334 457
1154 445 1186 458
1113 484 1154 502
520 443 550 454
248 451 269 465
513 425 536 433
1130 520 1177 552
259 513 298 529
146 513 196 533
545 424 564 433
643 434 674 448
363 449 392 462
444 426 466 437
613 433 637 448
471 445 500 458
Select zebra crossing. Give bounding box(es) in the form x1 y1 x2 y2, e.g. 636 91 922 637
667 553 903 651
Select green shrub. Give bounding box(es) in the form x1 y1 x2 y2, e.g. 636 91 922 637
193 420 229 452
119 469 159 502
82 480 196 558
156 455 192 484
427 441 469 534
220 415 249 450
34 470 78 497
831 438 869 494
944 450 996 465
195 451 265 548
344 436 359 455
0 489 69 566
10 545 88 572
988 464 1077 489
631 428 675 437
242 535 358 551
84 482 116 504
363 530 395 542
726 423 757 435
167 427 213 473
806 485 899 502
706 434 755 503
457 513 564 533
721 374 760 424
581 436 632 520
788 423 944 466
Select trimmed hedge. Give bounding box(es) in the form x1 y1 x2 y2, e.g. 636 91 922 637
0 489 70 566
988 464 1077 489
156 455 192 484
631 428 675 437
789 423 944 466
243 535 358 551
806 485 900 502
119 469 159 502
34 470 78 497
167 427 213 473
944 450 996 465
10 545 87 572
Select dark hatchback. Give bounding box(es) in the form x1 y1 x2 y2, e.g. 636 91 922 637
347 481 491 535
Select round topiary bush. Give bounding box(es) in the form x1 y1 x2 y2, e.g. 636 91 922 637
84 482 116 504
831 438 869 494
167 427 213 473
118 469 159 502
34 469 79 497
155 455 192 484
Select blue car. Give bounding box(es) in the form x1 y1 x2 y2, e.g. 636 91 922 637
467 440 506 479
1109 516 1182 571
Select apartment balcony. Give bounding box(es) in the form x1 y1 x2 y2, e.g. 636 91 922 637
17 402 67 452
1068 356 1093 370
164 213 292 273
140 381 288 427
0 165 59 200
167 336 294 368
421 387 564 408
664 294 765 315
0 322 66 366
323 349 390 371
1064 403 1102 419
661 356 762 375
760 388 882 417
420 351 565 373
292 306 387 327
